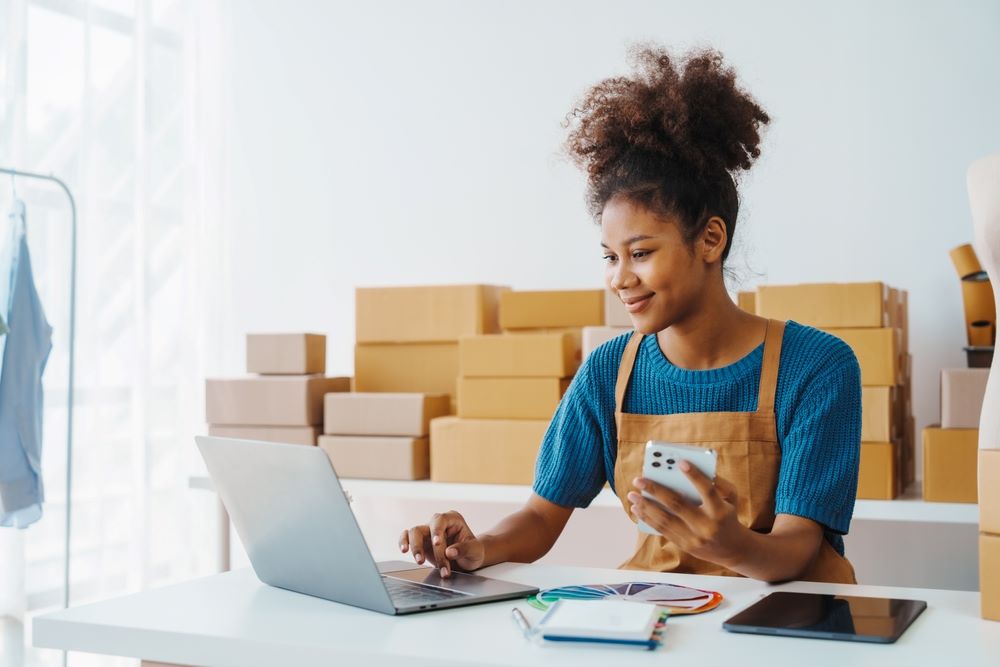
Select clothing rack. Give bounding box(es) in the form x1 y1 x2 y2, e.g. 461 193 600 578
0 166 77 618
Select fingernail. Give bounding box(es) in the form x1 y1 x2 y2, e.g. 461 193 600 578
415 553 423 563
680 460 691 471
631 505 638 514
432 535 439 545
440 567 448 577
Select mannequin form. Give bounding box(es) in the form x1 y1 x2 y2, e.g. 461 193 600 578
968 152 1000 450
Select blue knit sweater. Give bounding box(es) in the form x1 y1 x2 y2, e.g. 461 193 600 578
532 321 862 556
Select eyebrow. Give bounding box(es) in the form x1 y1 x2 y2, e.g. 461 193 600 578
600 235 656 248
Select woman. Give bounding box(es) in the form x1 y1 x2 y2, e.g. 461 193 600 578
399 46 861 584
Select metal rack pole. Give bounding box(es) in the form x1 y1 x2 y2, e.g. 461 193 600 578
0 166 77 615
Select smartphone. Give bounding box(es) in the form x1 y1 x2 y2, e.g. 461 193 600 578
637 441 718 536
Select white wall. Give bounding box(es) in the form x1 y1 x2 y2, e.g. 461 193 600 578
216 0 1000 587
219 0 1000 450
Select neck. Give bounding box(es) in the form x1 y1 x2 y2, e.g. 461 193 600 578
656 283 766 370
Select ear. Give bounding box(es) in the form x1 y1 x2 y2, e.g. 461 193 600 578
699 216 728 263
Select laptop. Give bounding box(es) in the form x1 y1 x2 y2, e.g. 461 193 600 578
195 435 539 615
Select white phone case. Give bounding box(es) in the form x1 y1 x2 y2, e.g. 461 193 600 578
636 441 718 536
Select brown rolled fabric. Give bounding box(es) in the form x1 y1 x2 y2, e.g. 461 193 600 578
961 279 997 345
970 320 995 346
951 243 985 280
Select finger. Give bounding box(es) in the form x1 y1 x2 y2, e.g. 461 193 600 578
629 492 690 542
408 526 431 565
443 538 480 571
399 530 409 553
678 460 725 512
632 478 700 527
429 512 465 577
713 475 738 504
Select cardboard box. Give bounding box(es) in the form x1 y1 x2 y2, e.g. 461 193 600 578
757 282 889 328
824 328 899 386
318 435 429 480
941 368 990 429
981 532 1000 621
457 377 569 420
604 290 632 327
862 386 894 442
858 441 897 500
583 326 633 357
922 426 979 503
429 416 548 484
979 449 1000 534
355 285 507 343
904 415 916 489
354 343 459 398
205 376 350 426
459 332 580 378
207 424 319 446
324 392 450 436
737 291 757 314
246 333 326 375
499 289 605 330
899 290 909 353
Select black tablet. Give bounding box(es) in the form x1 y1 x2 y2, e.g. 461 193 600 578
722 591 927 644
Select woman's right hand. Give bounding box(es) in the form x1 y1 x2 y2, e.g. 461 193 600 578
399 510 485 578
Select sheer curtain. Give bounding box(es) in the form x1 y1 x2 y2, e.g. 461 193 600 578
0 1 230 665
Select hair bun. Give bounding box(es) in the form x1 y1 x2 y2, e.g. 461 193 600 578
566 45 770 184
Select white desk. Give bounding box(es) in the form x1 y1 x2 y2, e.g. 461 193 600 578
33 563 999 667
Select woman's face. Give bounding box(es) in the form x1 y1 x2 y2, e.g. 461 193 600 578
600 197 707 334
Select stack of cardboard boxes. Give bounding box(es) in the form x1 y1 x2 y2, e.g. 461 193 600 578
921 369 987 503
353 285 508 409
430 289 621 484
205 334 350 445
582 290 633 357
741 282 914 499
319 393 450 480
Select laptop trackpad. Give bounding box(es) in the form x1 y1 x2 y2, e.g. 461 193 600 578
377 561 518 595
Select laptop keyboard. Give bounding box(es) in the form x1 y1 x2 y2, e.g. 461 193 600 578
383 576 472 603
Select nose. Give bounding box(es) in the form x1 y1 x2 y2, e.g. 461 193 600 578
608 259 636 293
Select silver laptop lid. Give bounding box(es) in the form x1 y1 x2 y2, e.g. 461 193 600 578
195 436 395 614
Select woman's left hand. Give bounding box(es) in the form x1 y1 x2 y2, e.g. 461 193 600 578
626 460 747 567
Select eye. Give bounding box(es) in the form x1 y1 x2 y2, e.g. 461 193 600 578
632 250 651 260
603 254 617 263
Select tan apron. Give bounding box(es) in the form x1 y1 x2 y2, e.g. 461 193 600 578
612 319 856 584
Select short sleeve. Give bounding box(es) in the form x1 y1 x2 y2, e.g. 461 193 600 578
774 351 862 535
531 364 608 508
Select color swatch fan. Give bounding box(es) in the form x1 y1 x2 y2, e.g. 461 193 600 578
528 581 722 614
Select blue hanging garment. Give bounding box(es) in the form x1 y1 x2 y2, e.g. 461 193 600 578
0 200 53 528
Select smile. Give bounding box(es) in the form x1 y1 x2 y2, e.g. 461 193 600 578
621 293 653 313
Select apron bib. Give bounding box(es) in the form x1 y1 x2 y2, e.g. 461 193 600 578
612 319 856 584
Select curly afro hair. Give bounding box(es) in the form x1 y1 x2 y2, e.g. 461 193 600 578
564 45 770 262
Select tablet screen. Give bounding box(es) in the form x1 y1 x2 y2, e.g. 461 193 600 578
722 591 927 643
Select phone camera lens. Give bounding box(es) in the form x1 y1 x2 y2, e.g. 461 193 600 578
651 461 661 468
653 451 662 458
666 458 675 465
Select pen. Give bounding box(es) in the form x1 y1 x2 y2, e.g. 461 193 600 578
510 607 533 640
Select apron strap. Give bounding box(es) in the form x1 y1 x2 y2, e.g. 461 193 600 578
756 319 786 415
614 331 644 412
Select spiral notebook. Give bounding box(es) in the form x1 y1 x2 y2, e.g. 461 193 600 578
534 598 668 649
